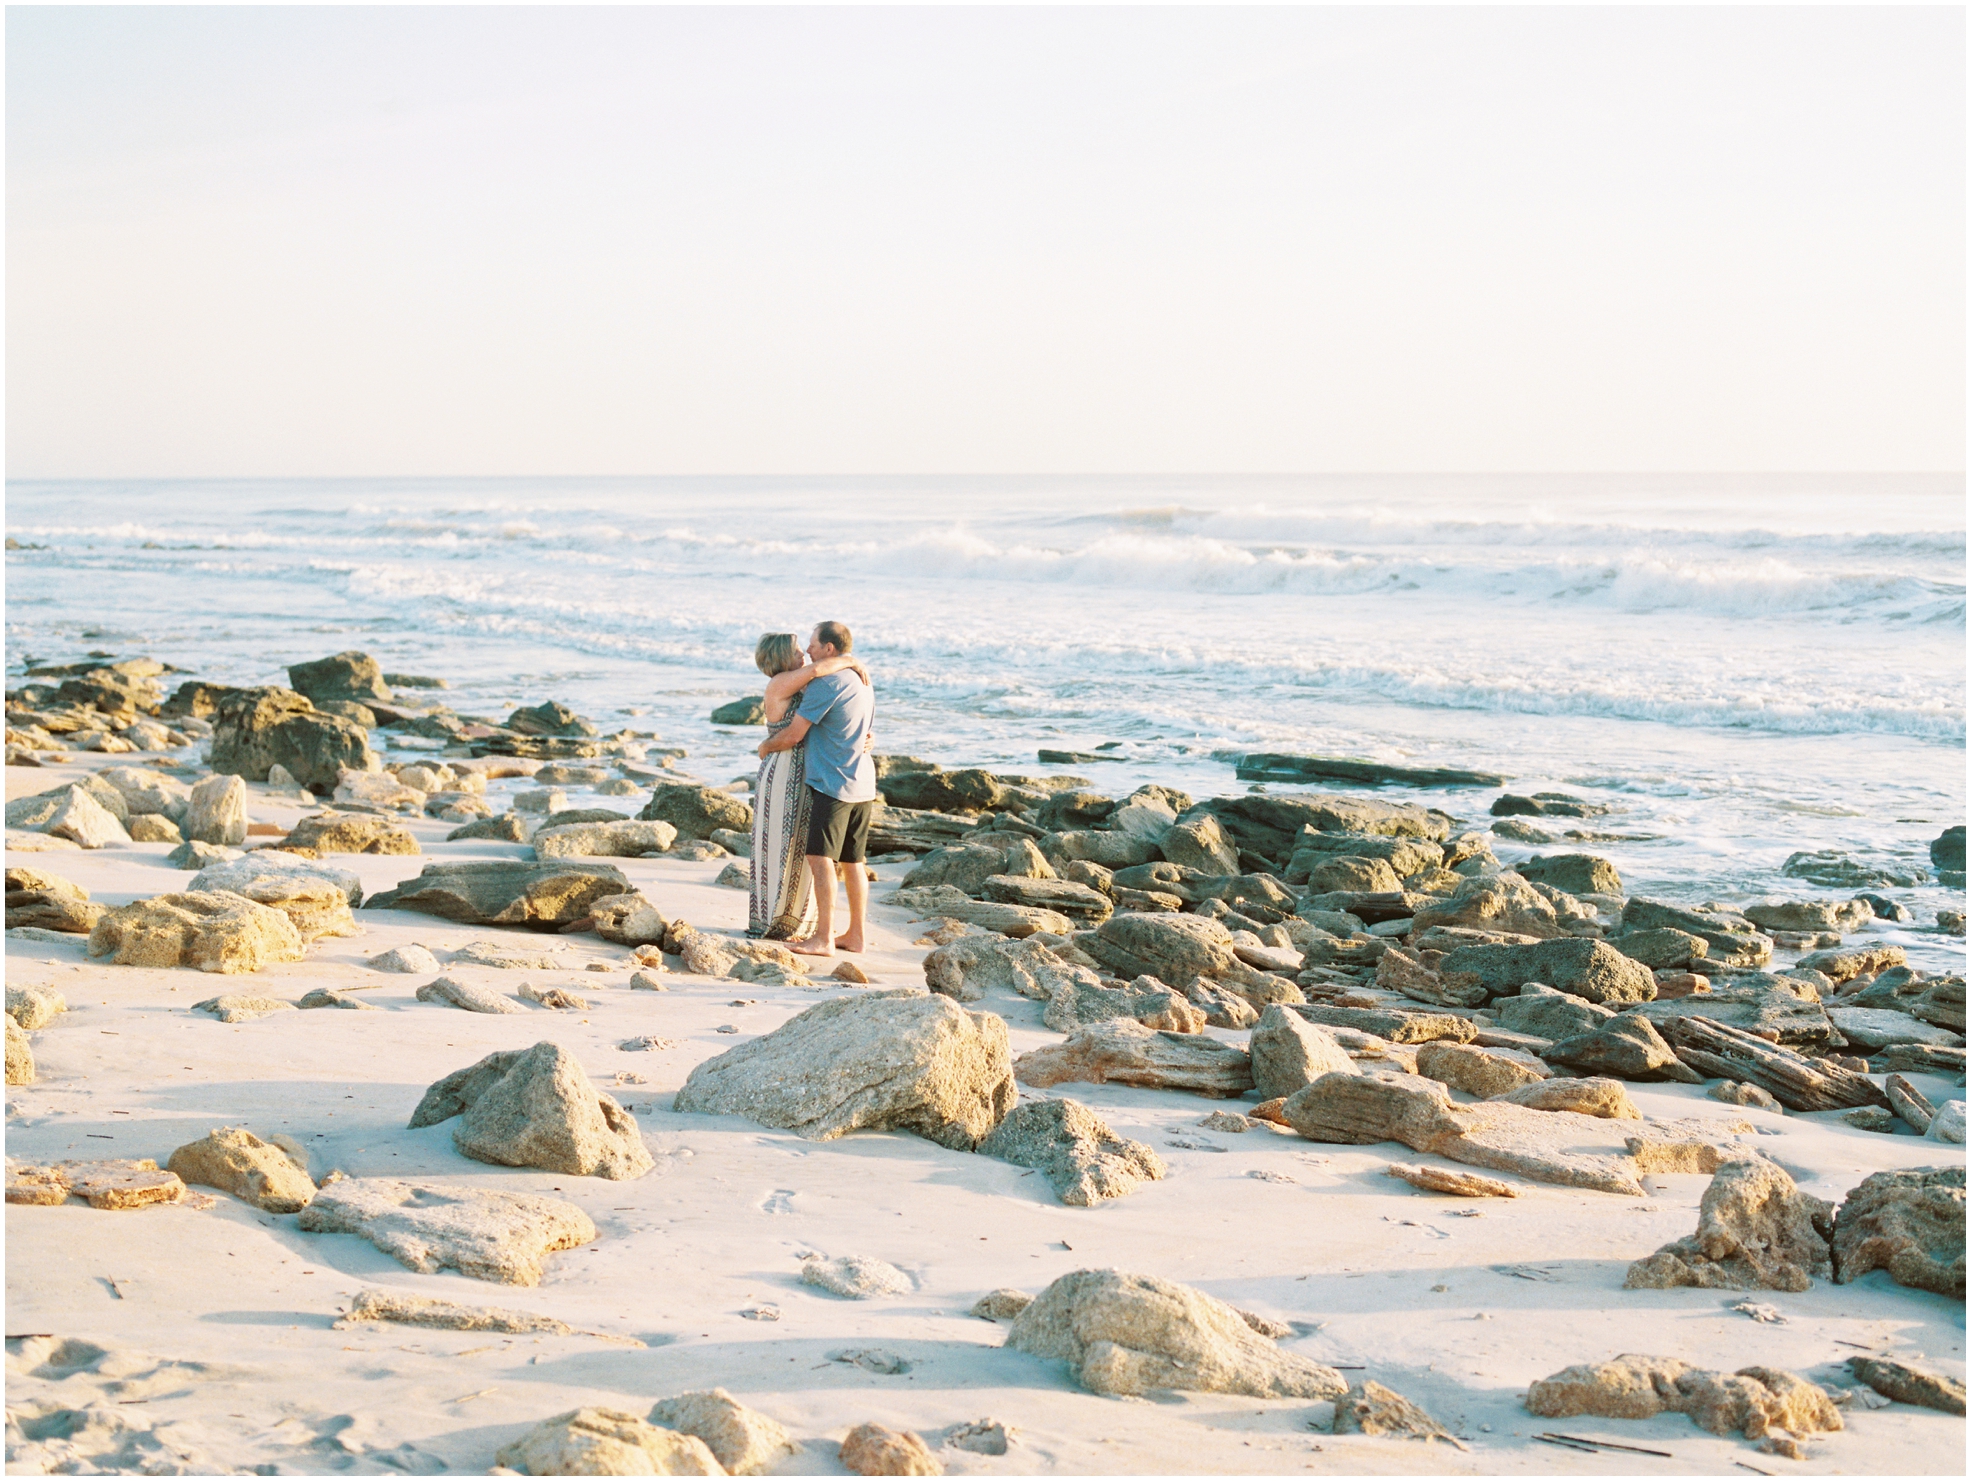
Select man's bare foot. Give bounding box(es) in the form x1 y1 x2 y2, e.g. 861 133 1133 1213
790 935 834 958
834 934 865 953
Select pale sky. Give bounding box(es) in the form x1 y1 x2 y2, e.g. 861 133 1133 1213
7 6 1964 477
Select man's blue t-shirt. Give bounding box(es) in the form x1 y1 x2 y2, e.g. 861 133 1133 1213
797 671 876 803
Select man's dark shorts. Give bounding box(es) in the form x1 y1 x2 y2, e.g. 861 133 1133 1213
805 788 873 863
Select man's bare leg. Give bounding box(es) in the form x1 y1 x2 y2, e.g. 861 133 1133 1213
835 861 869 952
791 855 837 957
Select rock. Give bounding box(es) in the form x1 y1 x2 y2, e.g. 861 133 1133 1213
1416 1041 1548 1098
1795 943 1907 983
336 770 425 810
1042 977 1201 1033
166 1126 316 1212
1249 1005 1355 1100
187 857 359 941
1281 1072 1644 1195
930 898 1072 938
1783 849 1929 889
839 1423 941 1477
126 813 181 843
1847 1357 1965 1416
192 993 297 1022
1831 1166 1965 1297
1496 1077 1639 1118
1005 1268 1346 1398
519 984 588 1010
369 944 440 974
970 1289 1032 1321
285 811 419 855
496 1407 722 1476
5 984 67 1030
638 783 753 840
1081 912 1243 986
1825 1006 1962 1051
905 839 1053 895
879 766 1004 814
58 1157 187 1209
1331 1380 1462 1443
164 838 243 869
942 1420 1010 1457
1624 1160 1834 1291
921 936 1097 1001
1440 938 1654 1005
1292 1004 1477 1044
1927 1100 1966 1143
98 764 190 817
505 700 598 737
1 828 80 854
1198 1110 1251 1132
1699 1082 1780 1117
1384 1162 1518 1197
713 861 751 889
1518 853 1622 896
709 696 766 726
674 991 1014 1149
982 874 1111 924
410 1042 651 1179
452 941 566 970
976 1098 1165 1205
1622 897 1772 966
1493 987 1615 1041
299 1177 595 1284
1743 898 1873 933
516 787 570 814
6 1016 35 1084
288 651 392 705
1234 753 1504 788
1013 1019 1253 1098
1913 976 1966 1032
1492 792 1609 819
1308 856 1402 894
1159 812 1241 875
533 819 678 859
299 987 377 1010
1181 977 1261 1028
1611 927 1709 971
337 1288 574 1336
6 867 102 935
1411 871 1563 939
88 891 306 973
416 976 523 1014
209 686 376 791
1492 818 1555 843
649 1390 793 1475
1546 1011 1699 1082
590 891 668 947
1625 1136 1736 1172
1526 1354 1842 1439
801 1254 912 1298
448 811 530 842
8 784 131 849
367 859 633 926
6 1160 68 1203
1374 943 1485 1008
1039 829 1159 870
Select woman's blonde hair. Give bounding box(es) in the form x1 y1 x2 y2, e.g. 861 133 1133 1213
755 632 803 677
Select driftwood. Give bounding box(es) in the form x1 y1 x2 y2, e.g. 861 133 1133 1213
1884 1073 1938 1133
1662 1015 1889 1112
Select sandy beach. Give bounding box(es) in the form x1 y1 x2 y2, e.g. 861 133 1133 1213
4 654 1964 1478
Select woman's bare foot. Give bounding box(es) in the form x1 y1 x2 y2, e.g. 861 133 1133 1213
834 933 865 953
790 935 834 958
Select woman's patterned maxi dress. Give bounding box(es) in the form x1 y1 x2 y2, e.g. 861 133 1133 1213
748 709 817 939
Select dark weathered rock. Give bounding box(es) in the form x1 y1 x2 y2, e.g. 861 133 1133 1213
709 696 766 725
1610 927 1709 970
1546 1012 1700 1082
879 767 1004 814
1234 753 1505 789
208 687 376 791
506 701 597 737
1622 897 1772 967
367 860 631 927
637 783 754 840
1494 986 1614 1041
976 1099 1165 1205
288 651 392 705
1439 937 1654 1005
1656 1015 1887 1111
1931 826 1966 873
1831 1166 1965 1298
1490 792 1611 819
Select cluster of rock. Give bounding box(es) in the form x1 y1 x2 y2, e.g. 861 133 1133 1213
5 656 194 766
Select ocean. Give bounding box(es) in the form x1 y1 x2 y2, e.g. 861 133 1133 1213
6 472 1964 965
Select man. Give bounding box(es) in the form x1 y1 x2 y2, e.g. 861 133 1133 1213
755 620 875 956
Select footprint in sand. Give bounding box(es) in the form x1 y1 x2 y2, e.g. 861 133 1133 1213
760 1189 797 1215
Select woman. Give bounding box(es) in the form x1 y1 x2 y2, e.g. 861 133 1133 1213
747 633 869 939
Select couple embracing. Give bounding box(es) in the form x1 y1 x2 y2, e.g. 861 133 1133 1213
747 620 876 957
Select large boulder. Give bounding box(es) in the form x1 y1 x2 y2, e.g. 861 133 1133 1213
903 838 1053 895
410 1042 653 1180
367 860 632 927
638 783 754 840
1308 856 1402 894
288 651 392 705
1932 825 1966 873
976 1099 1165 1206
673 991 1015 1150
1249 1005 1355 1101
166 1126 318 1212
1012 1019 1253 1097
298 1178 596 1285
208 687 377 792
189 854 361 940
1831 1166 1964 1298
1005 1269 1346 1398
922 936 1103 1002
1621 897 1772 967
1546 1012 1699 1082
1281 1072 1644 1195
1081 913 1242 985
1625 1160 1834 1292
878 767 1004 813
87 891 306 973
496 1409 722 1476
1527 1354 1842 1440
1411 873 1562 939
533 820 678 859
1439 938 1655 1005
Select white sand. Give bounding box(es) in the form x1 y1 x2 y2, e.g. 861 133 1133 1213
5 752 1965 1476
